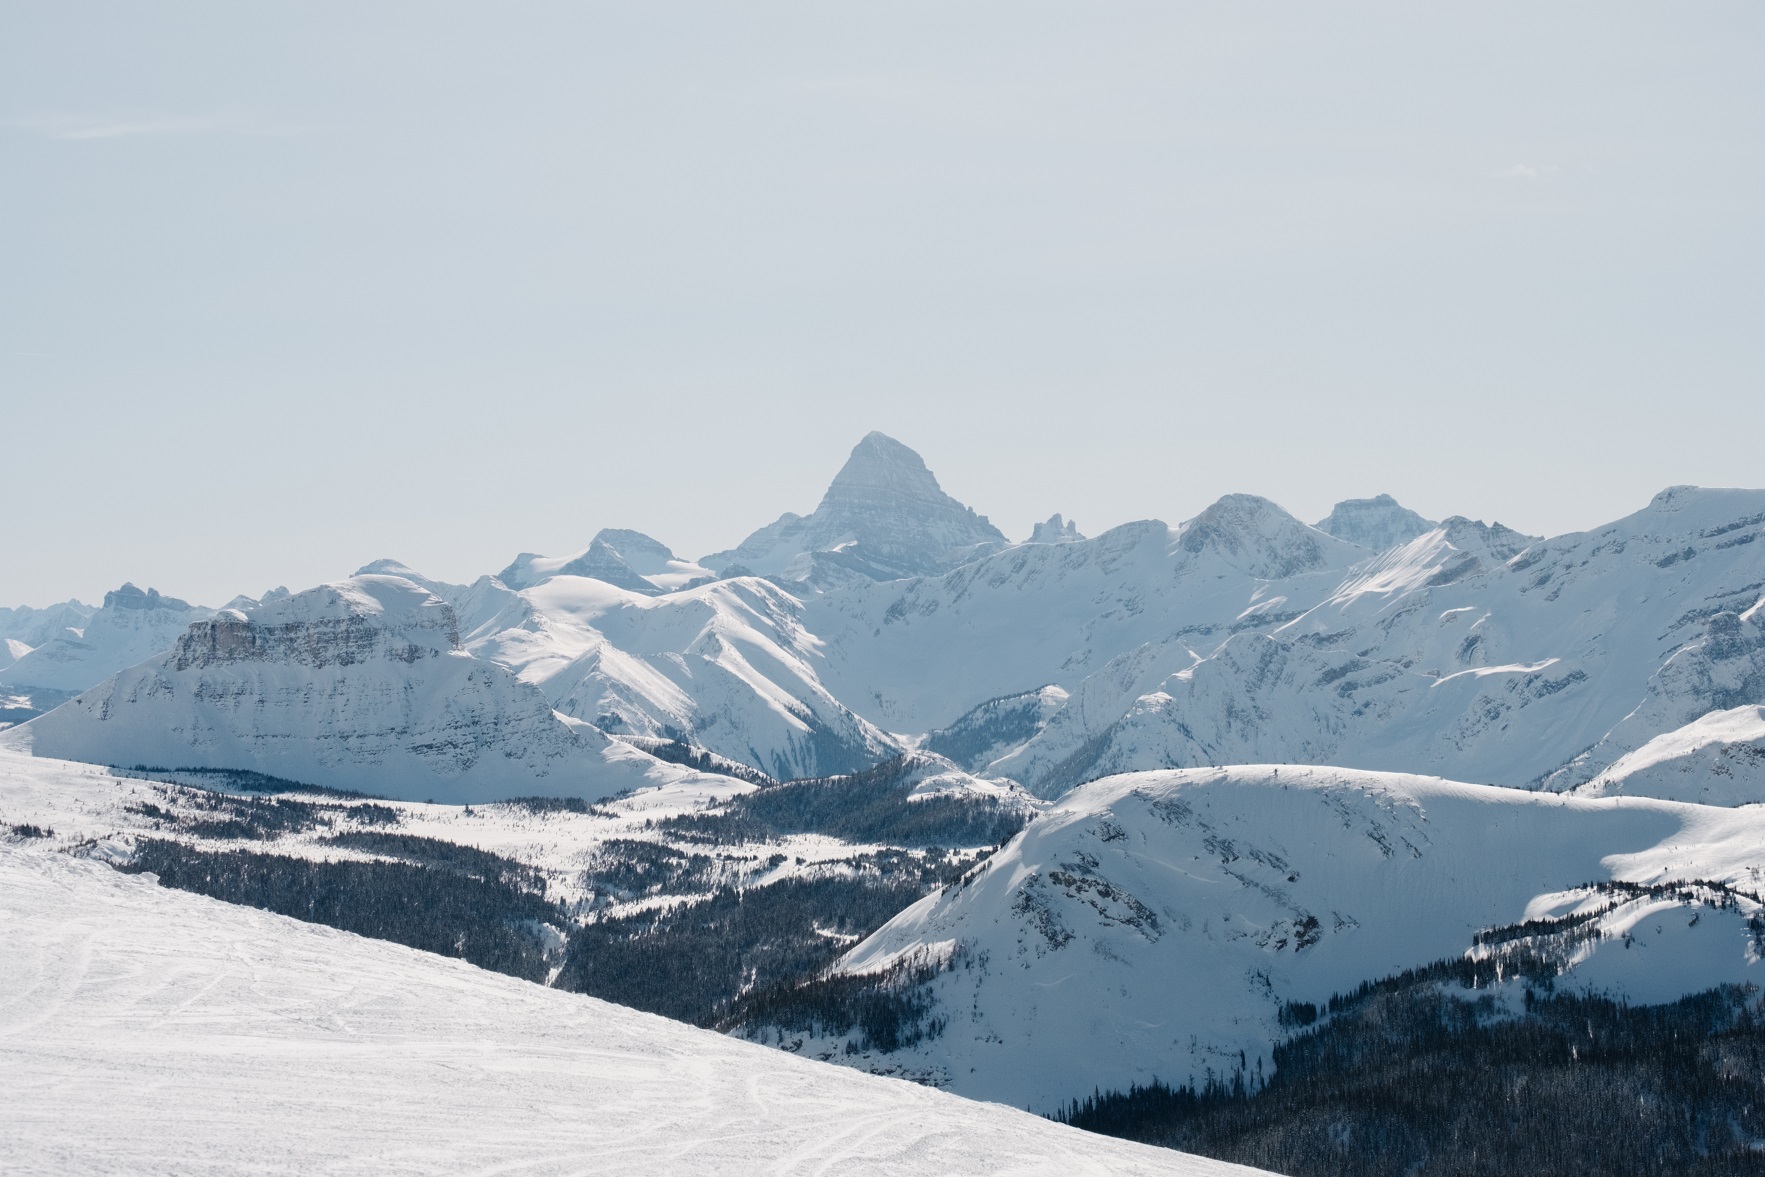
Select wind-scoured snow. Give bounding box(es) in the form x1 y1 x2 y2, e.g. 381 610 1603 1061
0 833 1264 1176
17 575 706 804
811 765 1765 1111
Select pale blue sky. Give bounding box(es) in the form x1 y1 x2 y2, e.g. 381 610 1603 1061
4 2 1762 605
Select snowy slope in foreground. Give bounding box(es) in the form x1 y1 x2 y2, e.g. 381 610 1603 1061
0 842 1261 1177
817 766 1765 1110
19 576 696 804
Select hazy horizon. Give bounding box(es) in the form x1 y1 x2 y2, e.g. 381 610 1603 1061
0 430 1742 608
6 3 1762 606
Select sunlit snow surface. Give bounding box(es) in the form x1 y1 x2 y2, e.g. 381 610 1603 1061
0 838 1265 1176
819 765 1765 1110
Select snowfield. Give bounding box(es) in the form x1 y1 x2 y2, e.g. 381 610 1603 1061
0 836 1264 1176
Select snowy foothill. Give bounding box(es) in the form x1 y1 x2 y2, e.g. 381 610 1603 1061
0 832 1266 1176
800 765 1765 1111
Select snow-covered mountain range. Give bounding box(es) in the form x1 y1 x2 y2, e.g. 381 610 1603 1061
0 584 211 698
9 434 1763 813
19 576 705 803
5 431 1764 1170
0 597 95 650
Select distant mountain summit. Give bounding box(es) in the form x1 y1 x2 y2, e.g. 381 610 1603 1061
0 583 212 697
701 432 1007 587
1174 493 1362 580
498 530 711 595
1028 514 1084 544
0 599 96 650
1315 494 1437 551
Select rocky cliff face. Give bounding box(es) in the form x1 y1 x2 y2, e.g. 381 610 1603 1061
701 432 1008 587
23 575 668 803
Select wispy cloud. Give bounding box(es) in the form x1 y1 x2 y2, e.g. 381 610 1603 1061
5 112 320 142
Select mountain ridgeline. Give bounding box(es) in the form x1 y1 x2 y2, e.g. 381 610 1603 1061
6 432 1765 1177
13 435 1765 812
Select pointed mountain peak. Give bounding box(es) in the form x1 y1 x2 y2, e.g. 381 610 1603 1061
1182 493 1302 538
494 529 704 594
823 432 945 502
1315 494 1437 551
703 432 1006 585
